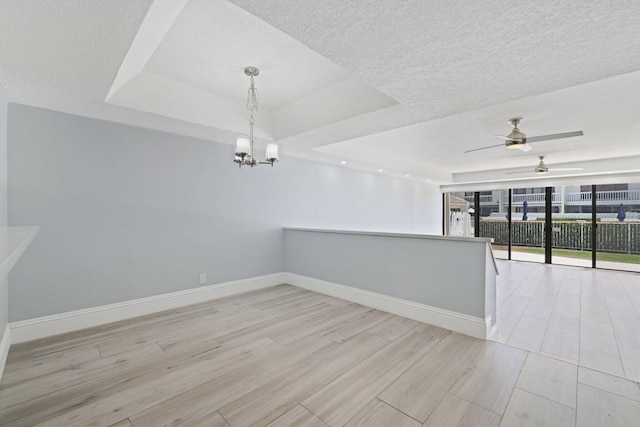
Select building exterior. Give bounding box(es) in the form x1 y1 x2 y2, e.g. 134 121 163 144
456 184 640 218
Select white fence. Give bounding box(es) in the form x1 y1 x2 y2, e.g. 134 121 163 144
464 190 640 207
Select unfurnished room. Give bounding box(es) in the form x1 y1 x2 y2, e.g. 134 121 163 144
1 1 640 426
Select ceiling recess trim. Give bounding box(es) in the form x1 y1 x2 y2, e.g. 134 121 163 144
106 0 188 101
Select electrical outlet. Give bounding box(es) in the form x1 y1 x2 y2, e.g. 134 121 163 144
199 273 207 284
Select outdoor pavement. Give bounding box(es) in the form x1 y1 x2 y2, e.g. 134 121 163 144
492 250 640 273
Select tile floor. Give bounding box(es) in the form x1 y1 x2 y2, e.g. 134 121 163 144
2 261 639 426
493 259 640 426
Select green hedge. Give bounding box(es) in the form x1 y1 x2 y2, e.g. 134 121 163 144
479 221 640 254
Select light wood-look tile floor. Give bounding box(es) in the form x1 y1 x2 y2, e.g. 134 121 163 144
1 261 639 426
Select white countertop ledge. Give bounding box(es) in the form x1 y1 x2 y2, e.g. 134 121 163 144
0 226 40 281
284 228 493 243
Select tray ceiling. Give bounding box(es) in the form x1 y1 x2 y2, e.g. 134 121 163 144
2 0 640 185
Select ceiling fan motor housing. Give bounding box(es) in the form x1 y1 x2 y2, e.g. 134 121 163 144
505 117 526 148
507 126 526 141
535 156 548 173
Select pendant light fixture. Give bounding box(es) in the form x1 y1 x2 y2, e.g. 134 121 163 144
234 66 279 167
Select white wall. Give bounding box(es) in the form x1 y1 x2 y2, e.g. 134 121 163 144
0 88 8 336
7 104 442 321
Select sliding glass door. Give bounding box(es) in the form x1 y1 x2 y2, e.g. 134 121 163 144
445 191 509 259
476 190 509 260
444 193 474 238
596 183 640 272
510 187 546 263
444 183 639 272
551 185 594 268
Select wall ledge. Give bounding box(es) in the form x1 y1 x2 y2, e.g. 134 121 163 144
284 227 493 244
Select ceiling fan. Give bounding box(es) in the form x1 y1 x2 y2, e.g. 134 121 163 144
506 156 584 175
464 117 583 153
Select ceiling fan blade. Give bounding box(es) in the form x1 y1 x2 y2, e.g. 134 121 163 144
463 143 505 153
505 170 535 175
518 144 532 152
547 167 584 172
526 131 584 143
493 134 518 142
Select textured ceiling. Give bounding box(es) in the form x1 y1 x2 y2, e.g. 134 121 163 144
105 0 396 140
2 0 640 186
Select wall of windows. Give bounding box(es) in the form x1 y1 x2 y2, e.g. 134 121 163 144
445 183 640 272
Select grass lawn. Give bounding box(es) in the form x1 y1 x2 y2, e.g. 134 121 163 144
492 245 640 264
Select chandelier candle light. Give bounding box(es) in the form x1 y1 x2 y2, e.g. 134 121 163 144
234 66 279 167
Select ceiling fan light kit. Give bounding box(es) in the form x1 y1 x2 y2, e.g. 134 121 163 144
506 141 527 150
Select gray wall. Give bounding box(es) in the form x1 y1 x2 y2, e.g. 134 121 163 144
7 104 442 321
0 88 7 335
284 229 491 318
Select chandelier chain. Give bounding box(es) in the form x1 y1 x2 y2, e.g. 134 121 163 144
246 75 259 114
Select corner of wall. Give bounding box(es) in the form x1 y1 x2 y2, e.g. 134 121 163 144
0 93 8 381
0 324 10 381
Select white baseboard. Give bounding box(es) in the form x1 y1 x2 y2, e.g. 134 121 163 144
10 273 285 344
488 316 498 338
9 271 491 345
286 273 490 340
0 325 11 381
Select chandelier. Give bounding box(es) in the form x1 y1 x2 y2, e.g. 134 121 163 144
234 66 279 167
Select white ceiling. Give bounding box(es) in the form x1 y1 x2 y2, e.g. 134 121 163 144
2 0 640 187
